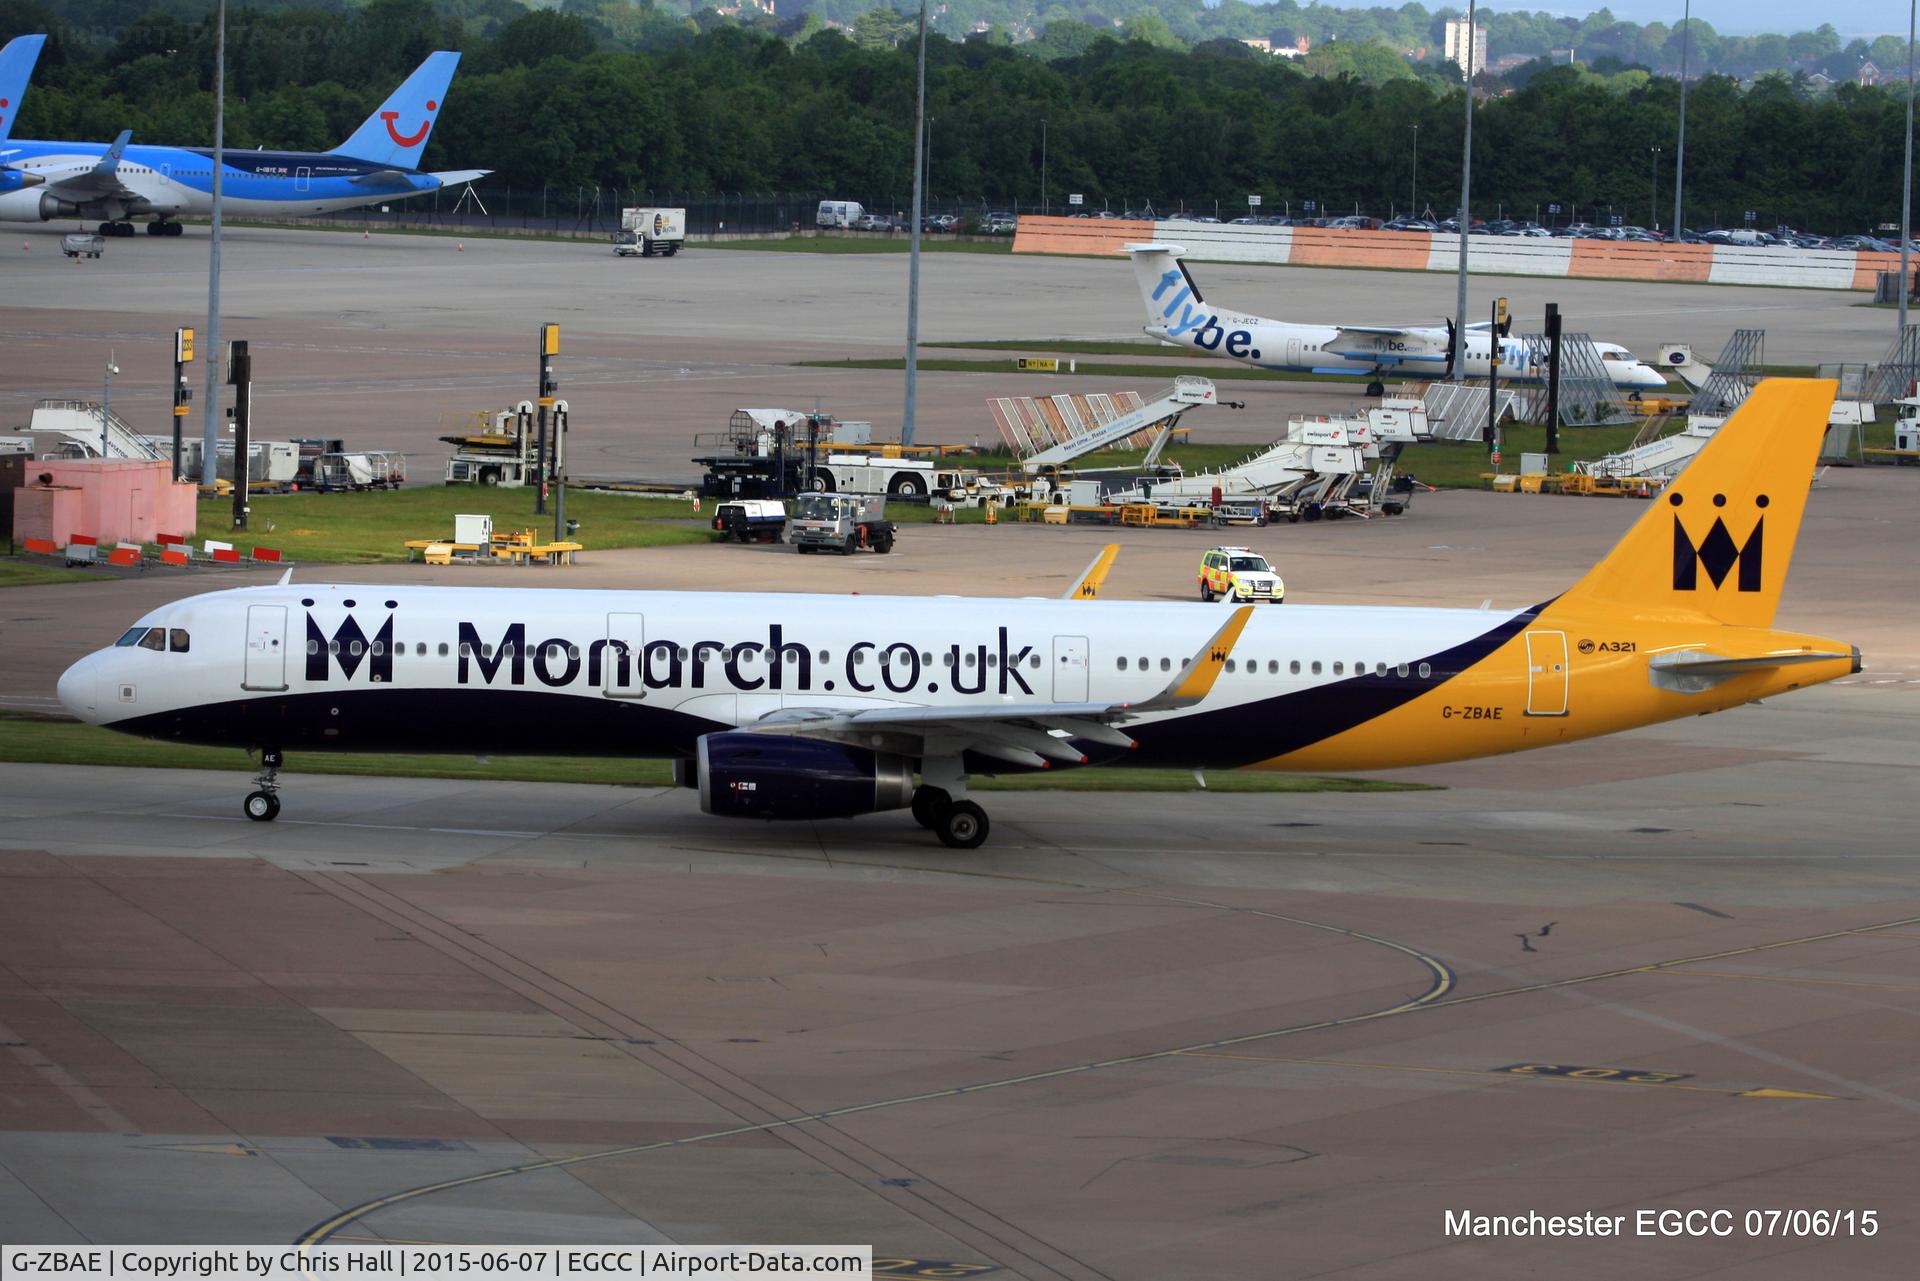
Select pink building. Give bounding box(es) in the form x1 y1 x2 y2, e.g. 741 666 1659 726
12 458 197 547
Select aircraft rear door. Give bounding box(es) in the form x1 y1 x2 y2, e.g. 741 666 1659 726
243 605 288 691
1052 635 1089 702
603 612 646 698
1287 337 1302 367
1524 630 1568 717
295 166 311 192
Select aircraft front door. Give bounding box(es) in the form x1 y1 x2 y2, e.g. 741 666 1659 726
603 612 646 699
1287 337 1302 367
1524 630 1568 717
295 166 311 192
243 605 288 691
1052 635 1089 702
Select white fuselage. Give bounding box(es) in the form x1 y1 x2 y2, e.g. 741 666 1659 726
57 583 1524 772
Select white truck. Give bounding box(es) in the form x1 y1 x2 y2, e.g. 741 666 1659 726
815 453 997 503
615 207 686 257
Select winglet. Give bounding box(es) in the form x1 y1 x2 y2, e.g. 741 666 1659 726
1132 606 1255 712
98 130 132 175
1065 544 1120 601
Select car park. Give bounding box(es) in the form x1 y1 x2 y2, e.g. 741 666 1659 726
1197 546 1285 604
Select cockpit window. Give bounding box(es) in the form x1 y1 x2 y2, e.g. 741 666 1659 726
116 627 146 647
169 629 190 653
137 628 165 651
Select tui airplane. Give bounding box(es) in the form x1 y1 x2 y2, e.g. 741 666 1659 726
0 50 485 237
59 381 1855 849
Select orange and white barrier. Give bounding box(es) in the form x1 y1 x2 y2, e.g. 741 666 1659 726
1013 215 1904 291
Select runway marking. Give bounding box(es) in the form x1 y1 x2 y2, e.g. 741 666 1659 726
1662 968 1920 993
1179 1052 1840 1100
294 904 1459 1246
295 909 1920 1246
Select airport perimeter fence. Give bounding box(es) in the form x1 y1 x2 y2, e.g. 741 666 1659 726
306 189 1109 238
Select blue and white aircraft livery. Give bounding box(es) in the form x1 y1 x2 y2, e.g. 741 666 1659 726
59 382 1858 849
0 49 485 237
0 34 45 145
1126 243 1667 393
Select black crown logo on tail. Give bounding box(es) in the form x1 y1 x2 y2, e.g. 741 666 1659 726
1669 491 1766 593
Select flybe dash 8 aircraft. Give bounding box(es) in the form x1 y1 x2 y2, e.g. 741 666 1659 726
1126 243 1668 396
59 381 1853 849
0 50 484 237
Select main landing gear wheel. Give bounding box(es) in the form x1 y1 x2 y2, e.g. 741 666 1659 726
935 800 989 850
245 749 284 821
911 786 950 830
1365 380 1386 398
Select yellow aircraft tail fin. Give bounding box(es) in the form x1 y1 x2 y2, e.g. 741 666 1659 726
1553 378 1834 629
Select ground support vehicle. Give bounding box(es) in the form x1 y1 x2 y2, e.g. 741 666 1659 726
615 207 685 257
1198 546 1285 603
712 499 787 543
790 493 895 555
444 402 565 489
62 233 104 258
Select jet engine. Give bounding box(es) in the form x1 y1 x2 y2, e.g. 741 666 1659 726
681 732 913 820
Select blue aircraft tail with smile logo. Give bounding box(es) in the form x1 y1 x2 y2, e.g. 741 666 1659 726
329 51 462 169
0 34 48 142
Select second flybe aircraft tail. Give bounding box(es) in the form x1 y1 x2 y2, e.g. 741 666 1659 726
330 50 461 169
1554 378 1835 629
0 34 48 142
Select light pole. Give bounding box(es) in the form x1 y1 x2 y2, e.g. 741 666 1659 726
1901 0 1915 339
1040 117 1049 215
902 0 928 447
1410 123 1420 217
1673 0 1690 237
1452 0 1478 377
199 0 226 492
1650 145 1662 231
101 351 119 456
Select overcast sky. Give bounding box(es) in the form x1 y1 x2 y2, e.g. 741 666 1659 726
1425 2 1910 40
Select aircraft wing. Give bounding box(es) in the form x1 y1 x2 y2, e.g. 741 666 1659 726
36 129 138 201
742 607 1255 768
349 169 415 187
1327 324 1451 366
429 169 491 187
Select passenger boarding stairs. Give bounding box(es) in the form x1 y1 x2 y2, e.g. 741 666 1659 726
29 399 165 462
1580 419 1721 481
1020 377 1220 471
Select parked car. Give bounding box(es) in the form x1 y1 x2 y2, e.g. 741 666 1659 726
984 211 1018 234
850 213 895 231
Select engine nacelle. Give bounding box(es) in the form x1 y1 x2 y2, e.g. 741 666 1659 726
38 192 82 220
693 732 913 821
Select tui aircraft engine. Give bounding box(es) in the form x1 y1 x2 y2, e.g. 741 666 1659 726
676 732 914 821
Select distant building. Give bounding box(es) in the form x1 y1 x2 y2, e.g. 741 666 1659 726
1444 18 1488 78
1492 53 1533 73
1549 48 1577 65
1242 37 1272 53
1858 60 1881 86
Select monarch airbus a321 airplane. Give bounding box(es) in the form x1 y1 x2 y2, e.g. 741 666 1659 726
0 51 484 236
59 382 1855 849
1126 242 1668 396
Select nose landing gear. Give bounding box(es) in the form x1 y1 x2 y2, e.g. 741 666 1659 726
244 749 283 822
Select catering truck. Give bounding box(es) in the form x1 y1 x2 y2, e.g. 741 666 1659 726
615 207 686 257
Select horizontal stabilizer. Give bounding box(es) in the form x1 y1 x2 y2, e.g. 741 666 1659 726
1648 646 1859 693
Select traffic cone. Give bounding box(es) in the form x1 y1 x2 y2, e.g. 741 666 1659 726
984 503 997 525
456 242 464 252
363 229 369 240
